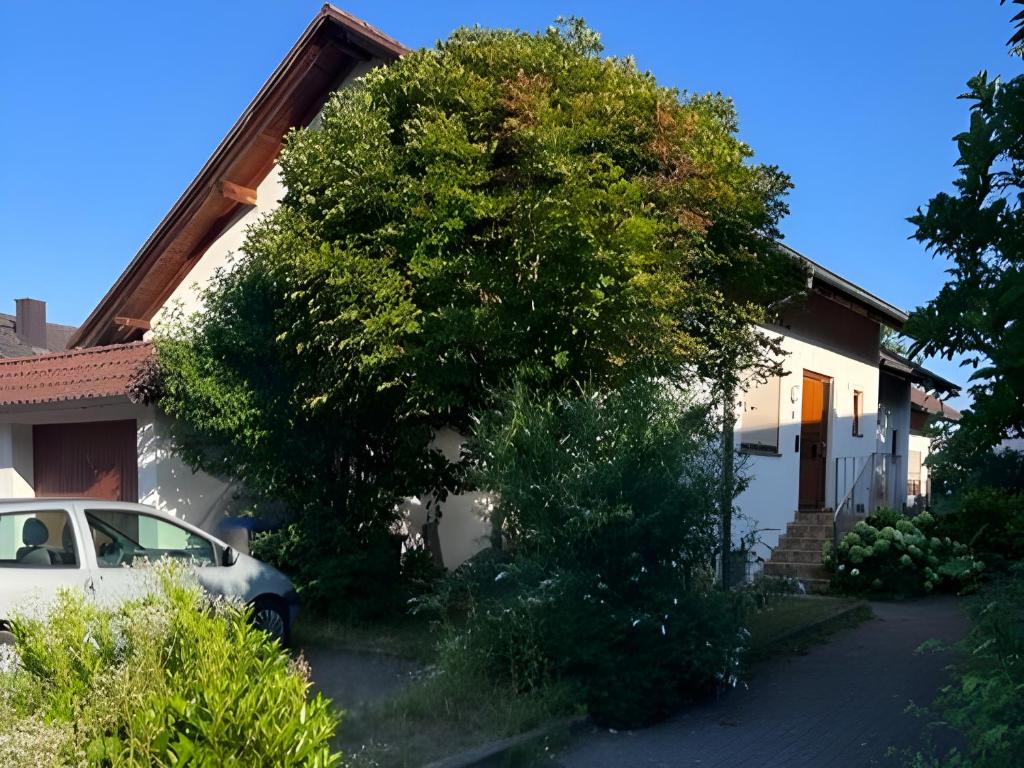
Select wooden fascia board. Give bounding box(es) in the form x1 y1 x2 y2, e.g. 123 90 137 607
69 7 405 349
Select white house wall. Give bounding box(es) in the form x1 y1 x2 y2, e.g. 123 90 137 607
148 58 380 330
908 432 931 504
0 423 33 497
0 403 238 542
734 324 881 564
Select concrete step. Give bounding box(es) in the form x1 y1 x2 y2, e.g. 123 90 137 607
769 548 824 565
793 511 834 526
764 561 831 581
777 534 833 551
786 522 833 539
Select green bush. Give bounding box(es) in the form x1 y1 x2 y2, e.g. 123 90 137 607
912 567 1024 768
932 487 1024 569
0 564 341 767
422 381 747 729
823 509 982 596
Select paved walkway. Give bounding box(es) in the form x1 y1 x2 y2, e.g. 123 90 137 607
303 646 419 711
555 597 968 768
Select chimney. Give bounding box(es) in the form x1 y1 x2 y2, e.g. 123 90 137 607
15 298 48 350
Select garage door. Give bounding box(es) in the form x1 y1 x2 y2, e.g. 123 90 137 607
33 420 138 502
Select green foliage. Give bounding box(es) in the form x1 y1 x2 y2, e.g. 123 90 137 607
914 567 1024 768
0 565 341 767
931 485 1024 569
823 509 982 596
251 522 431 620
420 381 746 729
150 19 802 613
906 64 1024 460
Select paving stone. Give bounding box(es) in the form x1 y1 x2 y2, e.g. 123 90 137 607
553 597 967 768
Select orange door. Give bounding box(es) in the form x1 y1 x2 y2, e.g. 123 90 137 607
33 420 138 502
798 373 830 509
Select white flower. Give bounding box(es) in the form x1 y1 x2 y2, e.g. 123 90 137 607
0 644 19 675
495 571 510 582
661 624 666 636
838 564 846 573
851 568 860 577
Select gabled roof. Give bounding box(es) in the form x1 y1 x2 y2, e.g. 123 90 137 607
0 314 77 359
879 347 960 395
69 5 407 349
912 385 962 422
780 245 909 329
0 343 152 407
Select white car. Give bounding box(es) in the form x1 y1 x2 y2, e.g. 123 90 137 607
0 498 299 645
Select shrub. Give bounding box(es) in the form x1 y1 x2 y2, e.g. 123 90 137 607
914 566 1024 768
932 487 1024 569
422 380 747 729
823 509 982 596
0 564 341 767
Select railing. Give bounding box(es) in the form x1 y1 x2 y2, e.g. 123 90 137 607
833 453 901 545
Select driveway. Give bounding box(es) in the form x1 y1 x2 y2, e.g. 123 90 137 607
303 646 419 711
554 597 968 768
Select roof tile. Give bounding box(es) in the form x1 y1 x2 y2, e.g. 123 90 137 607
0 342 153 407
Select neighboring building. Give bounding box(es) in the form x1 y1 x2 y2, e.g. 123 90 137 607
908 385 961 508
0 299 76 358
0 7 408 541
0 6 962 583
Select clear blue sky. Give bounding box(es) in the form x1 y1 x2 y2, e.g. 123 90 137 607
2 1 1021 404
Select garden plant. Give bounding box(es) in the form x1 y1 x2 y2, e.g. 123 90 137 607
0 564 340 767
823 509 983 597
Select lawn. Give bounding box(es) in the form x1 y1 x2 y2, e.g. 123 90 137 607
298 594 871 767
745 595 872 661
295 616 579 768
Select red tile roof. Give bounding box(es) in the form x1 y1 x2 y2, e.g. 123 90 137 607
0 342 153 407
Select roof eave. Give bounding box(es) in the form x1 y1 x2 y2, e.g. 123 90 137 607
68 5 407 349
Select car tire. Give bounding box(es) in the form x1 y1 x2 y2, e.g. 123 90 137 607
250 597 290 647
0 630 15 647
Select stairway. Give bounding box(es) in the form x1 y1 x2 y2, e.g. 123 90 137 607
763 510 833 593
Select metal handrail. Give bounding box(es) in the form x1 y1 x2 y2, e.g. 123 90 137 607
832 453 899 546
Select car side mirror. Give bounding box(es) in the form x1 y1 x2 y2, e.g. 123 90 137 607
222 546 239 567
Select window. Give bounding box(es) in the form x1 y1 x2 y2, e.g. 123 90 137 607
86 509 215 568
0 510 78 568
738 375 781 454
853 390 864 436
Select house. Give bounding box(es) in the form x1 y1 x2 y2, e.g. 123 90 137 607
0 6 960 580
0 299 76 358
0 7 408 540
740 259 959 588
908 385 961 508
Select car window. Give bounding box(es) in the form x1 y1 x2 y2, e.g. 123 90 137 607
0 510 79 568
85 509 215 568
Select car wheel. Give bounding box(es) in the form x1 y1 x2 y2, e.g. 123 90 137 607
250 597 290 646
0 630 15 647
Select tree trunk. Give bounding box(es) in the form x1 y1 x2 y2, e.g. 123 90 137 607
720 382 736 589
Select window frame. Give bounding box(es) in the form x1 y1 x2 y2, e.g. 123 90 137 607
0 508 82 570
84 508 218 569
738 374 782 456
852 390 864 437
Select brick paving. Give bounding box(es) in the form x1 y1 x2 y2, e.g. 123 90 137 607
554 597 968 768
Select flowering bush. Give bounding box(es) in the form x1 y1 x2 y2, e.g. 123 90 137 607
0 563 341 767
823 509 983 596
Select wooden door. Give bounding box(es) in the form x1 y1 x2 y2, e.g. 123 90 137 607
33 420 138 502
798 372 830 509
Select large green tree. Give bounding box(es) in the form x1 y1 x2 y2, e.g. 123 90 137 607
151 20 801 608
906 44 1024 467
